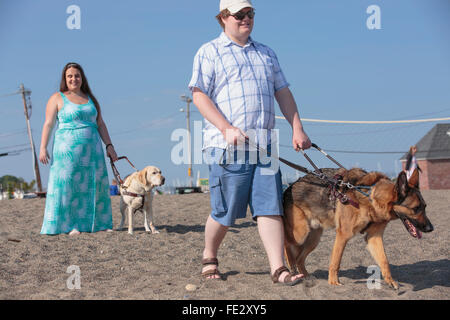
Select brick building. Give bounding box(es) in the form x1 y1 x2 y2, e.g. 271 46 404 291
400 123 450 190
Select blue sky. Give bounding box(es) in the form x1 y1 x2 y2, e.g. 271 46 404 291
1 0 449 190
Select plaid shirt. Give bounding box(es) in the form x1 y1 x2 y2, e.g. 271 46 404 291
188 32 289 150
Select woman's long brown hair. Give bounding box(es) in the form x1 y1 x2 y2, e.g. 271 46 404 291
59 62 101 118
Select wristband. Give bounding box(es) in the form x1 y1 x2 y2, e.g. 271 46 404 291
105 143 113 150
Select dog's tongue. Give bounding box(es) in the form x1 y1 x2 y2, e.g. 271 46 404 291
405 219 422 239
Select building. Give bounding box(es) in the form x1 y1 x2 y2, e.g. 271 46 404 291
400 123 450 190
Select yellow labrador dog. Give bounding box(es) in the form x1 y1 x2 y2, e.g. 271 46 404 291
118 166 165 234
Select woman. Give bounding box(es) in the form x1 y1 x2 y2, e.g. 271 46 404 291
405 145 421 180
39 62 118 235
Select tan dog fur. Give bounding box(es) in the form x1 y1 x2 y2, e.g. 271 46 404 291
283 168 433 290
118 166 165 235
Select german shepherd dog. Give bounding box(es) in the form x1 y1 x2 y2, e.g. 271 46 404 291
283 168 433 289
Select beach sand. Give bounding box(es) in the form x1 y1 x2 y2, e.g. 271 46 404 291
0 190 449 300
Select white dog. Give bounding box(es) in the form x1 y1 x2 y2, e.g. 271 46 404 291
118 166 165 235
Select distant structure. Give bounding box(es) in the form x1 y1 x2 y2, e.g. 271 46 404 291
197 178 209 193
400 123 450 190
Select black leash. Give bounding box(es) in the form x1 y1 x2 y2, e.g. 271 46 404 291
243 139 365 208
307 144 374 199
243 139 377 233
108 156 145 210
299 148 322 173
311 143 346 169
109 156 139 188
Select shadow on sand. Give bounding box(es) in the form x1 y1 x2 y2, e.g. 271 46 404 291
157 221 257 234
310 259 450 291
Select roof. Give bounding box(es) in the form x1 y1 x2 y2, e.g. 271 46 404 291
400 123 450 161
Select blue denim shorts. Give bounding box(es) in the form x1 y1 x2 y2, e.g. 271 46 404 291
204 147 284 227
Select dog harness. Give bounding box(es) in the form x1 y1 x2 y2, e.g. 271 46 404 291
245 140 363 209
109 155 145 211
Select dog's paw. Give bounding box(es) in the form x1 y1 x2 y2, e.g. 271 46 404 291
387 279 399 290
328 278 343 286
148 227 159 234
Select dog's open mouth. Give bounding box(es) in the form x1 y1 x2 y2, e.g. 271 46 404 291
399 216 422 239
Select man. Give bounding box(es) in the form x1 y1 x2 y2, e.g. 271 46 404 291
188 0 311 285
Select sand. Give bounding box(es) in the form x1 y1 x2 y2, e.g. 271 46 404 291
0 190 449 300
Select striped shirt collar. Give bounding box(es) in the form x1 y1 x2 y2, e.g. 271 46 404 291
218 31 254 48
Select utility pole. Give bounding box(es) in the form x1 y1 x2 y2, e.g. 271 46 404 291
19 84 43 193
180 94 193 187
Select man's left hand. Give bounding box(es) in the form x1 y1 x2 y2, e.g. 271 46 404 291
293 129 311 151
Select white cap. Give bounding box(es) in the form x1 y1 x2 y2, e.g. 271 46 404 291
220 0 253 15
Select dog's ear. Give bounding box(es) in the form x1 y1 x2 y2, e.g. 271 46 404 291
396 171 409 199
138 169 147 186
408 168 419 188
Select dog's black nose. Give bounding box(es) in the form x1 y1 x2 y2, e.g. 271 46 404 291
161 177 165 184
424 223 434 232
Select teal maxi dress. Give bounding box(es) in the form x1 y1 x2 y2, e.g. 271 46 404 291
40 92 113 234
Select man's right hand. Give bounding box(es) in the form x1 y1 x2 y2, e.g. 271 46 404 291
221 126 248 146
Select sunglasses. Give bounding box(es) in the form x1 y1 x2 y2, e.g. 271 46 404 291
231 9 255 20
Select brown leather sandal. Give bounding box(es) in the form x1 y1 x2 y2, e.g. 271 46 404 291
201 258 222 280
271 266 302 286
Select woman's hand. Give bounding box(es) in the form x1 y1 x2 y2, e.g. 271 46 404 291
106 145 118 162
39 148 50 165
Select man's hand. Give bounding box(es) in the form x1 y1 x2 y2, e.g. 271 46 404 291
221 126 248 146
293 128 311 151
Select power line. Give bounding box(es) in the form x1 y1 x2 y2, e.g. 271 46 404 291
0 91 20 98
279 144 450 154
0 129 28 138
393 108 450 120
0 147 30 157
304 122 425 137
275 116 450 124
110 111 183 137
280 144 405 154
0 143 30 151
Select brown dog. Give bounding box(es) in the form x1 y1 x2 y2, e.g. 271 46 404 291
283 168 433 289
